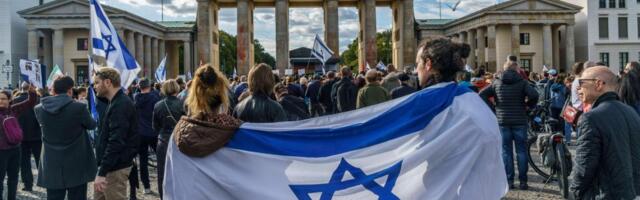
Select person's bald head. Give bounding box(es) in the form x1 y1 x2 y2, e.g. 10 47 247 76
581 66 619 90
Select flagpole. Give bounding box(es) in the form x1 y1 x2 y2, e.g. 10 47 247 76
305 49 312 74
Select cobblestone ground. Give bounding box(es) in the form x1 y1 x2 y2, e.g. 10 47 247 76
7 147 571 200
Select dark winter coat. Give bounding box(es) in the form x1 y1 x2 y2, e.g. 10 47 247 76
318 79 337 112
153 96 185 142
570 92 640 200
34 94 97 189
331 77 358 113
134 92 161 137
14 92 41 142
233 92 287 123
277 95 310 121
95 90 138 176
479 69 539 126
390 84 416 99
305 80 322 104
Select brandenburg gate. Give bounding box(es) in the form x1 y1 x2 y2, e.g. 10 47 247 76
196 0 416 75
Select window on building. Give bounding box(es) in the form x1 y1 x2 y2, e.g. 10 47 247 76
619 17 628 39
600 52 610 67
77 38 88 51
600 0 607 8
76 65 88 85
620 52 629 69
520 33 530 45
609 0 616 8
520 59 532 72
599 17 609 39
619 0 626 8
485 36 488 47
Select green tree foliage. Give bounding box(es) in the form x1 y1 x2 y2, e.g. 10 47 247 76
218 31 276 76
340 30 392 72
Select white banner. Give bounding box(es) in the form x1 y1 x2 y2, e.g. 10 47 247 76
19 59 43 89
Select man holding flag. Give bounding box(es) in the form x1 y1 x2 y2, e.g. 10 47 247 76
164 38 507 199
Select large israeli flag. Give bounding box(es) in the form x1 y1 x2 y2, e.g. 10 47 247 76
164 82 508 200
311 34 333 66
89 0 140 88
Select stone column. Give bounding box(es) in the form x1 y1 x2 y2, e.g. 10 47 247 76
542 24 552 69
358 0 377 72
511 24 520 59
159 40 166 60
144 36 152 78
459 32 467 45
552 25 560 68
52 28 64 69
324 0 339 55
167 41 180 79
183 40 192 75
565 24 575 72
276 0 289 76
476 27 485 69
237 0 254 76
27 29 38 60
135 33 144 71
152 38 159 75
196 0 210 66
126 31 135 59
467 29 476 68
487 24 497 72
391 0 415 70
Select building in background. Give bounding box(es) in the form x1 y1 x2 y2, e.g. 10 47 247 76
0 0 53 89
18 0 195 86
289 47 340 75
564 0 640 73
416 0 582 74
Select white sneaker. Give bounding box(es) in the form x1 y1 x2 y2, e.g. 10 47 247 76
144 188 153 195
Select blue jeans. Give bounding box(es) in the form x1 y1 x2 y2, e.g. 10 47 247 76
564 122 573 144
500 126 528 184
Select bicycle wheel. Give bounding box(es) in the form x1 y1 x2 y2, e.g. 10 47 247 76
527 130 553 180
555 144 570 199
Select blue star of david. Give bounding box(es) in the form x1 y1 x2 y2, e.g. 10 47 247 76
289 158 402 200
101 33 117 59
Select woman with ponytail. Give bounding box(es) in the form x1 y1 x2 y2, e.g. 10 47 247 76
170 64 242 159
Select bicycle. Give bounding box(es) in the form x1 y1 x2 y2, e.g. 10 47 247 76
527 104 572 199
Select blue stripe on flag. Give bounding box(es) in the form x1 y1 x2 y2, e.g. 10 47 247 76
90 0 111 28
227 84 472 157
92 38 104 50
117 36 138 70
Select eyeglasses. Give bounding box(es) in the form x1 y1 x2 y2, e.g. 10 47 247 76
578 78 604 87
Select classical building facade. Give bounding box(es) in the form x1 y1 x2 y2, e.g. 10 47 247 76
416 0 582 73
195 0 416 76
564 0 640 73
18 0 195 85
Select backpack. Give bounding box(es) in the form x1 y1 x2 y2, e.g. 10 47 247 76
0 114 23 146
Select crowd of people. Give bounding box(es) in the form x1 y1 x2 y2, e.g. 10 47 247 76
0 37 638 200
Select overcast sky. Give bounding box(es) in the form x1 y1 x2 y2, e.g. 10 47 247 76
99 0 499 56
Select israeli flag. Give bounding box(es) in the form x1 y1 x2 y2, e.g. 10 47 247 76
87 55 99 121
155 55 167 82
164 82 508 200
89 0 140 88
311 34 333 66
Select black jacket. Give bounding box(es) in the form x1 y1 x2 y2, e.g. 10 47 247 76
233 92 287 123
153 96 185 142
34 94 97 189
479 69 539 126
570 92 640 200
95 90 138 176
390 84 416 99
278 95 310 121
305 80 322 104
134 92 161 137
331 77 358 113
14 92 41 141
318 79 337 111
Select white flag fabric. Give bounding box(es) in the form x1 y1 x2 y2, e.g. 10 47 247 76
155 55 167 82
164 82 508 200
90 0 140 88
19 59 43 89
46 65 64 88
311 34 333 65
